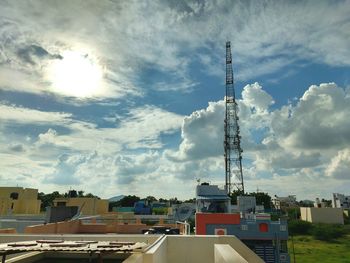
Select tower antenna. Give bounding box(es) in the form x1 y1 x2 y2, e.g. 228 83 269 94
224 41 244 194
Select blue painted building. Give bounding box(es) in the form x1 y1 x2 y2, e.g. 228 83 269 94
195 183 290 263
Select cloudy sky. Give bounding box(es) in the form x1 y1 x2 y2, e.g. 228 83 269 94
0 0 350 200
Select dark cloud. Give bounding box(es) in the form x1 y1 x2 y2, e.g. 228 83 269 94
16 44 62 65
8 143 25 152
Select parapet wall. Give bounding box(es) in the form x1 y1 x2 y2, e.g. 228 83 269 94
23 219 183 235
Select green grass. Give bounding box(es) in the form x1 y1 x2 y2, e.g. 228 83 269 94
288 235 350 263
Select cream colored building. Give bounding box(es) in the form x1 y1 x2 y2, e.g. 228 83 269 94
0 187 41 215
53 197 108 215
300 207 344 224
0 234 264 263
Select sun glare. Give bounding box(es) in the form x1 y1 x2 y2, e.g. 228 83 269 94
47 51 103 98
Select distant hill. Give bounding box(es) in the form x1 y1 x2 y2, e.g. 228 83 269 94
108 195 125 202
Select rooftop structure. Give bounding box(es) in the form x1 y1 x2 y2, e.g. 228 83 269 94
195 183 290 263
0 234 263 263
314 197 330 208
53 196 108 216
300 207 344 224
196 183 230 213
332 193 350 209
0 187 41 216
272 195 297 210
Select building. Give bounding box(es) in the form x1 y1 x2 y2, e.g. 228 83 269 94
53 197 108 216
0 187 41 215
332 193 350 209
195 183 290 263
272 195 297 210
300 207 344 224
0 234 263 263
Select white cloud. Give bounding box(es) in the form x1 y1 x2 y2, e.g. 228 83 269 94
241 82 274 113
0 103 72 124
114 151 161 185
0 103 183 153
166 100 225 161
1 0 349 99
164 82 350 199
273 83 350 150
0 102 185 196
326 149 350 180
168 82 275 161
1 82 350 199
117 105 183 149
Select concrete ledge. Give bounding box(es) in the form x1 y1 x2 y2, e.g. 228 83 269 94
215 244 248 263
6 252 44 263
123 254 143 263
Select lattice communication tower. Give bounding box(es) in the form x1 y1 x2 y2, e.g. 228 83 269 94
224 41 244 194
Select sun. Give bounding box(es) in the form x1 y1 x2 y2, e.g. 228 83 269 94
47 51 103 98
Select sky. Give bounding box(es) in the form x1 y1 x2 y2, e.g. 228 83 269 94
0 0 350 201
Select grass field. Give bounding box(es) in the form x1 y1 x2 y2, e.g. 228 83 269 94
288 235 350 263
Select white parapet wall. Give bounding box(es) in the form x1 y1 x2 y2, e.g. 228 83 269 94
166 235 263 263
214 244 248 263
1 234 263 263
300 207 344 224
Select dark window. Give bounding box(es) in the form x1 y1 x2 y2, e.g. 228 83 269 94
10 192 19 200
57 202 66 207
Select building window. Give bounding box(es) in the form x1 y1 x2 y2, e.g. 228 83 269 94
241 225 248 231
10 192 19 200
280 225 287 231
57 202 66 207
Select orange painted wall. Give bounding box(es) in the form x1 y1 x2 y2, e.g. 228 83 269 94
25 222 58 234
25 221 80 234
79 223 108 233
195 213 240 235
0 228 17 234
56 220 80 233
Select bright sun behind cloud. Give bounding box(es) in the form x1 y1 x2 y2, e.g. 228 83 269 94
47 51 103 98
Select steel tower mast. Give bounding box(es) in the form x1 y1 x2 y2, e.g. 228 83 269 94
224 41 244 194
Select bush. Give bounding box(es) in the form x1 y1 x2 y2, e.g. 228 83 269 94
152 207 168 215
288 220 313 235
311 223 345 241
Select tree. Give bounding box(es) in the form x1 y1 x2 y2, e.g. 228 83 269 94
144 196 157 203
85 193 98 198
158 198 169 203
228 190 245 205
183 198 196 203
116 195 140 207
249 192 272 209
229 191 272 209
37 191 63 211
169 197 182 205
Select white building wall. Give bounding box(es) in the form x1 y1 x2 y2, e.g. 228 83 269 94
332 193 350 209
300 207 344 224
